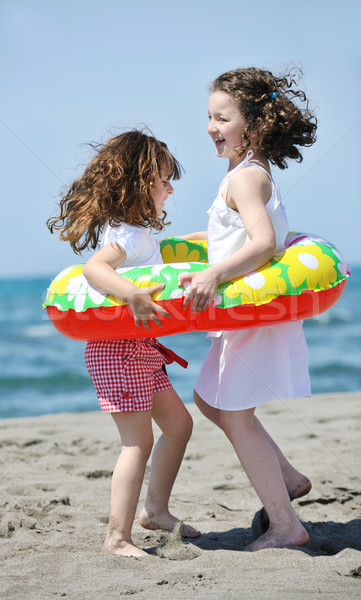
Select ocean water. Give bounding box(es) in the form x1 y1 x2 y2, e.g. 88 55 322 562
0 269 360 419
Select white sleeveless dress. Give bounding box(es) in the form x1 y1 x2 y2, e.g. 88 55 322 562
195 152 311 411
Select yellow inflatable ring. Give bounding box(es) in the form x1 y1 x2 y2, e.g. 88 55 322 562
44 232 350 340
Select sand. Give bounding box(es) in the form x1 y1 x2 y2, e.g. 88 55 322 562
0 392 360 599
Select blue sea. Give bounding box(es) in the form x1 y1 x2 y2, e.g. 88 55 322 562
0 269 360 419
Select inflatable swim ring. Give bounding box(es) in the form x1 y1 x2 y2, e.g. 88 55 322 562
44 232 350 341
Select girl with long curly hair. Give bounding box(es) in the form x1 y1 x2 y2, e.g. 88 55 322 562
47 130 200 556
179 67 317 551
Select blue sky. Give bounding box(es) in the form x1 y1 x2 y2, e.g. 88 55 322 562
1 0 360 277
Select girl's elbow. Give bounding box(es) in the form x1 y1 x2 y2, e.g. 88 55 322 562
269 237 277 255
82 262 93 282
268 230 277 251
263 236 276 259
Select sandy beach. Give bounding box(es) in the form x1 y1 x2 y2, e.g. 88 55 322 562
1 392 360 599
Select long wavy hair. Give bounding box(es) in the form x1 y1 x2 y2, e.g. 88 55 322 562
211 67 317 169
47 130 182 254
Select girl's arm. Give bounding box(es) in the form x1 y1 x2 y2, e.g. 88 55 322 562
83 242 169 329
175 231 207 240
179 168 276 313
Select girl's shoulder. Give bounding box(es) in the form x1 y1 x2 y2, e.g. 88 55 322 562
228 163 273 196
225 161 274 212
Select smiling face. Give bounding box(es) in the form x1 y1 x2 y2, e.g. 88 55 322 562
208 91 248 169
150 171 174 216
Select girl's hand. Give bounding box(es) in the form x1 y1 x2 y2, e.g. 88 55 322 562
178 269 219 313
128 283 170 329
83 245 170 330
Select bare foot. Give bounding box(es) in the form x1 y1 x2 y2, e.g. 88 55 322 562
287 476 312 502
101 538 149 557
259 476 312 532
138 508 201 538
245 521 309 552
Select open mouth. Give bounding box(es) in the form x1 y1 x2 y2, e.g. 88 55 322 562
215 138 225 146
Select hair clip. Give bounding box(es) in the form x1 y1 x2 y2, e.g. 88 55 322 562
271 91 277 99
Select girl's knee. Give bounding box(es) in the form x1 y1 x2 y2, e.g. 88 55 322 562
120 429 154 461
139 428 154 455
193 390 206 413
219 409 255 437
170 412 193 445
121 440 153 466
140 438 154 459
184 412 193 440
177 412 193 443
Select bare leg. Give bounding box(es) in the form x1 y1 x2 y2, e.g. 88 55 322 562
194 390 311 502
220 408 309 551
102 411 154 557
254 417 311 499
254 417 311 531
193 389 221 426
138 388 200 538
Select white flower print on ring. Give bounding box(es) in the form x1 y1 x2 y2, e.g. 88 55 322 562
297 252 319 270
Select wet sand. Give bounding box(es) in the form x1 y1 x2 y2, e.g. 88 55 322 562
1 392 360 599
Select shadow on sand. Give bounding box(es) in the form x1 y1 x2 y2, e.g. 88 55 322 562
174 513 361 557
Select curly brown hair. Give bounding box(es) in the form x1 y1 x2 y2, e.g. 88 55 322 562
47 130 182 254
211 67 317 169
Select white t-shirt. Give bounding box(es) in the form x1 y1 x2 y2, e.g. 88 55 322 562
100 222 162 267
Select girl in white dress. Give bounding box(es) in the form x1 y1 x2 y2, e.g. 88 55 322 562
180 67 317 551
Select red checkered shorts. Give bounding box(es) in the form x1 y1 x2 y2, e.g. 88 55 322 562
84 338 173 413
